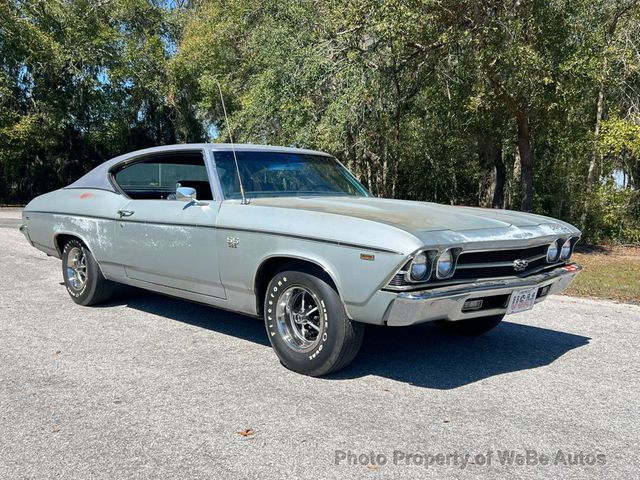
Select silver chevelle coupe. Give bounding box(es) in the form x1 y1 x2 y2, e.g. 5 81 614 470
21 144 582 376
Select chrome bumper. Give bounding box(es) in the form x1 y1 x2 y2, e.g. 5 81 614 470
384 263 582 326
19 224 32 245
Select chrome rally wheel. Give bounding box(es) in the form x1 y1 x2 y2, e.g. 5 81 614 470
65 246 88 292
275 286 324 353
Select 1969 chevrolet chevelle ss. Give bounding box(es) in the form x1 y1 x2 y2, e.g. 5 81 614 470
20 144 582 376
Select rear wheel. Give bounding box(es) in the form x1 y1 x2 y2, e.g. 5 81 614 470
264 270 364 376
435 314 505 336
61 239 115 306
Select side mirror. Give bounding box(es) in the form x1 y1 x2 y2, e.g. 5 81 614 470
176 186 197 202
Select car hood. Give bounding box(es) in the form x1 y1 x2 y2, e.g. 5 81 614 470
249 196 578 238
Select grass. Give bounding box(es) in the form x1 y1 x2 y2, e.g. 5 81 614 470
564 246 640 305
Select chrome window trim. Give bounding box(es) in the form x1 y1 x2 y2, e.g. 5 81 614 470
108 148 216 201
208 147 227 202
209 149 370 201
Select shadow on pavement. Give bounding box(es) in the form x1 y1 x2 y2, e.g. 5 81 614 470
332 321 590 388
101 287 270 346
103 288 590 389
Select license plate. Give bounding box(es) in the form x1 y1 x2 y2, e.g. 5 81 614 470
506 287 539 315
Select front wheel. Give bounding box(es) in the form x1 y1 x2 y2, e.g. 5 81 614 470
435 314 505 336
264 270 364 376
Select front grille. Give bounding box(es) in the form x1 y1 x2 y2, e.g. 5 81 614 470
385 243 563 291
458 244 547 264
388 272 407 287
452 244 549 281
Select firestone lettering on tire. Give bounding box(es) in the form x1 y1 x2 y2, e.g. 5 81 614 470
308 300 328 361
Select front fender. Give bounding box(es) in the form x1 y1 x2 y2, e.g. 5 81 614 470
216 227 407 316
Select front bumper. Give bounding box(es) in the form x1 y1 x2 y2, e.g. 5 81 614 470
384 263 582 326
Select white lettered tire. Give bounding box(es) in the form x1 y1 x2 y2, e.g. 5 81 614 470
264 270 364 376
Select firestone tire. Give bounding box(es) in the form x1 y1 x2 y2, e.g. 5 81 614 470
264 270 365 377
435 314 505 336
61 239 115 306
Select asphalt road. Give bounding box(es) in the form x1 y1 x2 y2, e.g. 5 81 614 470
1 208 638 479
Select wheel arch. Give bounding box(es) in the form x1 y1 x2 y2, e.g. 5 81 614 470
254 255 347 317
54 232 94 258
53 232 109 275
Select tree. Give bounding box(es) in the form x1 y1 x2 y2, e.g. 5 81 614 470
0 0 193 202
2 0 640 243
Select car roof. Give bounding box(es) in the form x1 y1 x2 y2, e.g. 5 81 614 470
66 143 333 192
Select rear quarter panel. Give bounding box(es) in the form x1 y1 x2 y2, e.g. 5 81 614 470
23 189 127 278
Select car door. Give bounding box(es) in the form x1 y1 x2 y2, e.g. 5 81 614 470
112 149 226 299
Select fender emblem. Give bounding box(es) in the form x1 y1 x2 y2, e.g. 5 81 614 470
226 236 239 248
513 259 529 271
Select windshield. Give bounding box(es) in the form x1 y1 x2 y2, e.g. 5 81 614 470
214 151 369 199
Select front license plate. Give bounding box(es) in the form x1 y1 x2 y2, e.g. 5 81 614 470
506 287 539 315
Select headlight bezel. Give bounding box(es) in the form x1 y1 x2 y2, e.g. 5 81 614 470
560 236 579 260
402 248 460 284
546 239 562 263
435 248 457 279
409 251 430 281
547 237 579 263
402 249 436 284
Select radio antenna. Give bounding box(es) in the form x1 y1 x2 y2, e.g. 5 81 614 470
216 80 248 205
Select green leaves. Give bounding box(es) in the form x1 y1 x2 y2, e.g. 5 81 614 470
1 0 639 241
0 0 184 201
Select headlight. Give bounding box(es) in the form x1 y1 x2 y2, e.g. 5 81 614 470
436 249 455 279
560 238 573 260
409 252 429 281
546 240 561 263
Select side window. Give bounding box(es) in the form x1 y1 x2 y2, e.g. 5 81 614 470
113 151 213 200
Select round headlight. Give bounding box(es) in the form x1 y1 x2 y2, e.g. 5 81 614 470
546 240 561 263
560 238 572 260
436 249 455 278
410 252 429 281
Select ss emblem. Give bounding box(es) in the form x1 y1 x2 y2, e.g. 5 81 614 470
226 236 239 248
512 259 529 272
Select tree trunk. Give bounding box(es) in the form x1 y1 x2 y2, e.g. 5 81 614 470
581 78 605 227
493 150 506 209
478 135 504 208
391 158 399 198
516 111 534 212
590 81 605 175
478 139 494 208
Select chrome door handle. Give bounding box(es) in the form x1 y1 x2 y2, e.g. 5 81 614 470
117 209 135 217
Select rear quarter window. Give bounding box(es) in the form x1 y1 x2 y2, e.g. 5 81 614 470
115 162 208 189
